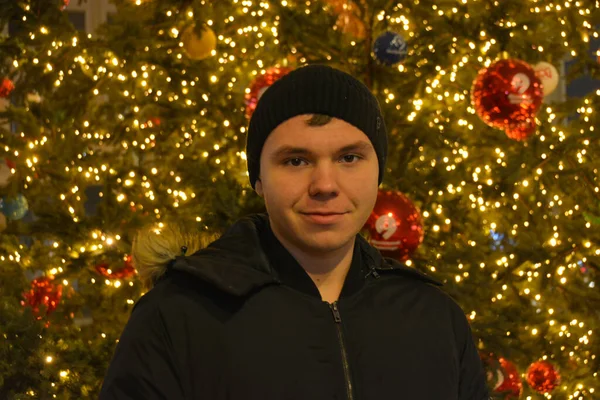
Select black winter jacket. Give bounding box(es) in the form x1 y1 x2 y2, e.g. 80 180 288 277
100 214 490 400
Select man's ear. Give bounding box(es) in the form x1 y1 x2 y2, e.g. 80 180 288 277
255 178 264 197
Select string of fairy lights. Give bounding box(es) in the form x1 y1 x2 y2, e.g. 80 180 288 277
0 0 598 397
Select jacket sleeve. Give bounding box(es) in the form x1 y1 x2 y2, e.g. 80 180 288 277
457 314 490 400
99 297 185 400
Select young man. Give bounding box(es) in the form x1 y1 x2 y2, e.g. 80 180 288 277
100 65 490 399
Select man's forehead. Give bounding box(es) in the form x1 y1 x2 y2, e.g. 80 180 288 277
262 114 375 156
269 140 374 159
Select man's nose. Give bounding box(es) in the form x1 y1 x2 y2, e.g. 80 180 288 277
308 162 339 198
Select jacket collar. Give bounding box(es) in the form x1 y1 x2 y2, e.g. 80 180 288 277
169 213 441 297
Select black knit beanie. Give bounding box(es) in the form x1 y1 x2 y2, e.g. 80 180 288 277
246 64 387 189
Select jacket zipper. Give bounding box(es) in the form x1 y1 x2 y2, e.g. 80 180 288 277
329 301 354 400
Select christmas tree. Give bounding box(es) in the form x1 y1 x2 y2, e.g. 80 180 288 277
1 0 599 398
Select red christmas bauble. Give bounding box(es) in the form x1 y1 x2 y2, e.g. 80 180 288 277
504 118 537 141
95 255 136 279
496 358 523 399
62 0 70 9
526 361 560 394
22 276 63 318
471 59 543 136
365 190 424 260
0 78 15 98
244 67 291 119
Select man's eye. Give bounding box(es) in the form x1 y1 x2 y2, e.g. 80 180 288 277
341 154 361 163
285 158 307 167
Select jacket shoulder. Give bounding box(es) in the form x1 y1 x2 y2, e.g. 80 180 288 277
373 259 468 325
137 268 244 320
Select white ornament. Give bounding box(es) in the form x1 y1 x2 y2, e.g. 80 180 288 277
534 62 559 96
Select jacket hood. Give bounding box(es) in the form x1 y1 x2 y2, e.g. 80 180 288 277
167 214 441 296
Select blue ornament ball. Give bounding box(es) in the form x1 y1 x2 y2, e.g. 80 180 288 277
0 194 29 220
373 31 408 65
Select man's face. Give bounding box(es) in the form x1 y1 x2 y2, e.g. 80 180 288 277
255 115 380 256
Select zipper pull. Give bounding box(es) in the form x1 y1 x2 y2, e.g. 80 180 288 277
330 301 342 323
367 265 380 279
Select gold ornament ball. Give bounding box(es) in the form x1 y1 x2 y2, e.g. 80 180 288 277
182 26 217 60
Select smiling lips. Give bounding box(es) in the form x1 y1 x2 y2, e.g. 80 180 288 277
301 211 347 225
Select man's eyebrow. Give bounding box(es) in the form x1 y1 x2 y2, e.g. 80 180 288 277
336 141 373 154
270 146 311 160
270 141 373 160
